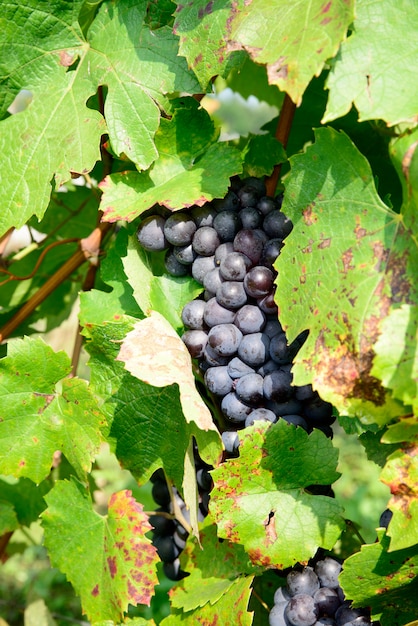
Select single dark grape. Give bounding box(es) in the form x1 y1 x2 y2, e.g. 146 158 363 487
264 318 284 338
207 323 243 356
164 250 190 276
203 344 230 367
216 281 248 310
191 255 216 283
149 509 176 536
315 558 342 589
234 304 266 334
258 291 278 315
238 332 270 367
164 212 197 246
233 229 265 264
221 392 252 423
263 369 293 401
270 332 292 364
239 206 262 229
204 366 234 396
244 265 275 297
313 588 341 618
258 196 277 216
213 210 242 241
174 243 197 265
269 601 288 626
181 299 206 329
192 226 221 255
261 238 284 269
219 252 252 281
285 593 319 626
227 357 255 379
263 210 293 239
137 215 168 251
203 268 224 294
181 329 208 359
214 241 235 264
196 468 213 491
287 567 320 597
235 372 264 405
281 414 308 430
222 430 240 455
153 535 181 562
191 204 217 226
204 297 236 326
303 397 334 425
335 604 370 626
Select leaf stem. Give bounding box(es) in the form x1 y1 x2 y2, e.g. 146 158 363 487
0 223 112 343
265 93 296 196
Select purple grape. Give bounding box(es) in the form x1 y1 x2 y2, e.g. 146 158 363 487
207 324 243 356
235 373 264 405
285 593 319 626
234 304 266 334
181 330 208 359
238 332 270 367
204 298 236 326
244 265 275 297
137 215 168 251
219 252 252 281
221 392 252 423
233 229 265 264
164 212 197 245
287 567 320 597
181 299 206 329
204 366 234 396
216 281 248 310
192 226 221 255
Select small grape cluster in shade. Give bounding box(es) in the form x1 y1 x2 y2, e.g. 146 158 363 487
149 449 212 581
137 176 335 453
269 557 376 626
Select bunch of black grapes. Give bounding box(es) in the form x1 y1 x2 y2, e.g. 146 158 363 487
137 176 335 455
149 449 212 581
269 557 377 626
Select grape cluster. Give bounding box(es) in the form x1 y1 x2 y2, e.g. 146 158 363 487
270 557 375 626
137 176 335 453
149 450 212 580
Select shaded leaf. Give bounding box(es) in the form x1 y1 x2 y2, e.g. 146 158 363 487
42 480 160 623
210 420 344 569
0 500 18 535
277 127 416 423
242 134 286 179
324 0 418 126
339 529 418 626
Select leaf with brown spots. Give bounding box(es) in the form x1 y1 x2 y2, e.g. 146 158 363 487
226 0 354 105
210 420 344 569
173 0 247 89
339 529 418 626
277 127 416 423
42 479 160 623
380 442 418 551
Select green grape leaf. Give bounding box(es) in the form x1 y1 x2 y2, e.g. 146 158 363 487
161 576 254 625
170 518 260 611
382 418 418 446
277 127 417 423
99 103 243 222
210 420 344 569
0 0 199 236
242 135 287 179
359 430 399 468
122 235 203 333
94 619 156 626
0 337 105 483
323 0 418 126
227 0 354 105
0 500 19 535
339 529 418 626
380 442 418 551
42 479 160 623
0 476 52 527
173 0 247 89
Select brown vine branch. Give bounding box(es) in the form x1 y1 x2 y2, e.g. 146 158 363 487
0 222 112 343
0 238 79 287
0 531 13 562
265 93 297 197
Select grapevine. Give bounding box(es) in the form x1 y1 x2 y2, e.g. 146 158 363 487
0 2 417 626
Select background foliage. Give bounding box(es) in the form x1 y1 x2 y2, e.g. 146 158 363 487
0 0 417 625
